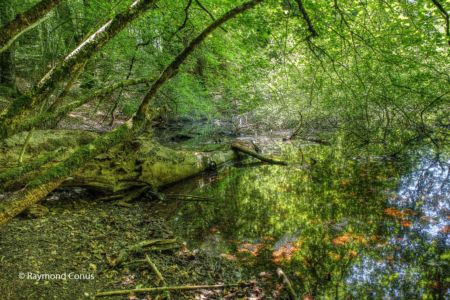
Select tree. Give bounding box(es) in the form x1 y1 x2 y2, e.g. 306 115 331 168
0 0 62 54
0 1 16 93
0 0 265 226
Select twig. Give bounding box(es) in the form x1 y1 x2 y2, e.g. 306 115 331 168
176 0 193 33
276 268 297 300
145 254 171 299
194 0 228 33
145 255 166 284
95 282 253 297
113 239 179 266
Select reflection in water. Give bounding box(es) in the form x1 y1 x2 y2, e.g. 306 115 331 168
348 152 449 299
168 145 449 299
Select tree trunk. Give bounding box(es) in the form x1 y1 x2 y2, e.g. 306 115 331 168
56 2 82 49
0 130 236 226
0 1 16 92
0 0 62 54
0 0 264 227
0 0 157 140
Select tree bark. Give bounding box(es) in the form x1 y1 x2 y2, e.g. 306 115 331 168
0 0 264 227
0 0 62 54
0 0 157 140
0 1 16 92
0 129 236 226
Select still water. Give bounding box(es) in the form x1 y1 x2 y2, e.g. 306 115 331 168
168 144 449 299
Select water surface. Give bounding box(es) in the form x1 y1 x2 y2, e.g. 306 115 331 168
167 144 449 299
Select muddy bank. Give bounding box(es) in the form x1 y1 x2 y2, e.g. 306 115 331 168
0 187 273 299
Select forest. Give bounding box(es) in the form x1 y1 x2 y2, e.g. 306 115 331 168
0 0 449 299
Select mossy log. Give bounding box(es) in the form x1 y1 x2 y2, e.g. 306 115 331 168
0 129 236 225
0 130 236 193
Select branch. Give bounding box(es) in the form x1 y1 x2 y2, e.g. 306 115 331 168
176 0 193 33
134 0 265 126
431 0 450 47
231 142 288 165
48 61 88 112
294 0 318 38
95 283 254 297
17 78 153 133
0 0 62 54
0 0 264 227
194 0 228 33
0 0 157 140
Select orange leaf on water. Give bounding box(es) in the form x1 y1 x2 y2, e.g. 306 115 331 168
384 208 407 219
272 242 300 264
440 225 450 234
400 220 412 228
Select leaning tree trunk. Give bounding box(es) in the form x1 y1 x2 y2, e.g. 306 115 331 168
0 0 157 140
0 130 236 225
0 0 265 227
0 1 16 92
0 0 62 54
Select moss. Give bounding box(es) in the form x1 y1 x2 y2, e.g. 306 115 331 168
26 124 132 189
0 148 64 187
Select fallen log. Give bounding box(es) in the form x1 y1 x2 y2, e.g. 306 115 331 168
231 142 288 165
0 130 237 226
0 130 236 191
0 130 285 226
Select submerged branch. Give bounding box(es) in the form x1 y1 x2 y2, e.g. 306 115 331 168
232 142 288 165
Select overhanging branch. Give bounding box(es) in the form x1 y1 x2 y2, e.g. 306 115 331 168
0 0 62 54
294 0 318 38
431 0 450 47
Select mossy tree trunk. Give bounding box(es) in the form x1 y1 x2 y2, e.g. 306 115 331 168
0 0 157 140
0 130 236 226
0 1 16 93
0 0 62 54
0 0 264 227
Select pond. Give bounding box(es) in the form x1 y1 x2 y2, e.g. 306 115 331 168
166 143 449 299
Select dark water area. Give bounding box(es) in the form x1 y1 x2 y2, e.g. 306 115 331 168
165 143 449 299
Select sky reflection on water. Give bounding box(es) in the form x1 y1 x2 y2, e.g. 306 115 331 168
169 146 449 298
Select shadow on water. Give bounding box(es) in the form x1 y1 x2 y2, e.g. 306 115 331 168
166 144 449 299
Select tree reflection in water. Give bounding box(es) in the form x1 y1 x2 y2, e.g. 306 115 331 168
169 145 449 298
